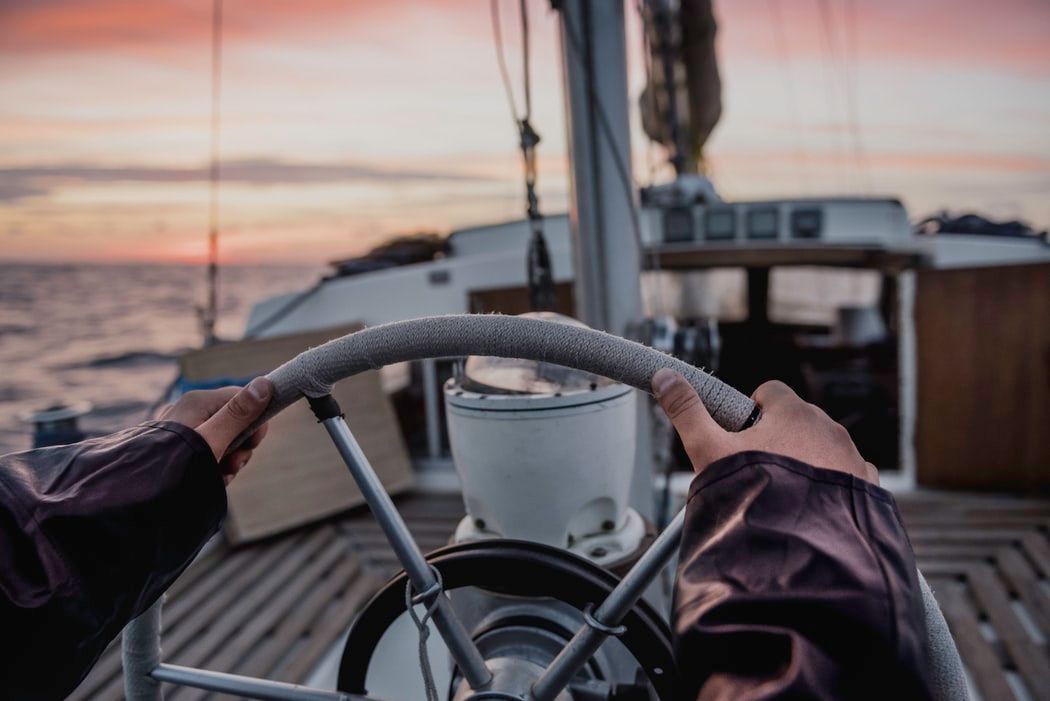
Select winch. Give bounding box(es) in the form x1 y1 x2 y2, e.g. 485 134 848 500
446 313 648 568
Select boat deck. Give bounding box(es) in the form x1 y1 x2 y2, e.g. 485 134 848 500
69 494 467 701
72 491 1049 701
898 491 1050 701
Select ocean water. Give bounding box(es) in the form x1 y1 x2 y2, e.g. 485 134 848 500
0 263 321 454
0 261 881 455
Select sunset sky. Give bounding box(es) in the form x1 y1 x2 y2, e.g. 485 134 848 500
1 0 1048 264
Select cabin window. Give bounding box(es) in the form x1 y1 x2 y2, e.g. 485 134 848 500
791 209 822 239
704 208 736 241
747 208 778 240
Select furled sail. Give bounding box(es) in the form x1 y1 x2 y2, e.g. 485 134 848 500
639 0 721 174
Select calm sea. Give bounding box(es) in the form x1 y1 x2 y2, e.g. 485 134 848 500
0 261 880 454
0 263 321 454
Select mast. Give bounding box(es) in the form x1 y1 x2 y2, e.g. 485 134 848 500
557 0 641 336
557 0 653 520
202 0 223 346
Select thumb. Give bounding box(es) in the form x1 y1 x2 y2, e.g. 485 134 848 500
652 368 727 472
197 377 273 461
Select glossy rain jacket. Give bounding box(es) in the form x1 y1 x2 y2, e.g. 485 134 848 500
0 424 932 699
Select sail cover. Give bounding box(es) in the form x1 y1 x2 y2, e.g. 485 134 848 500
639 0 722 174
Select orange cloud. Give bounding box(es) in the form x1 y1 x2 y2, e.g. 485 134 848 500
0 158 492 202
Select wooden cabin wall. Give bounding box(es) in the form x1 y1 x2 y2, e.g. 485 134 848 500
915 262 1050 491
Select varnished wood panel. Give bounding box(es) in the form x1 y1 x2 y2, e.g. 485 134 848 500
915 263 1050 491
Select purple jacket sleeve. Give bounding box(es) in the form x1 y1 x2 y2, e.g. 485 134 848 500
0 421 227 700
672 451 932 700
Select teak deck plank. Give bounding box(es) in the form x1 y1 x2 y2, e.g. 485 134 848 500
901 492 1050 701
966 564 1050 696
229 558 366 685
70 495 459 700
276 573 382 684
173 540 358 701
994 546 1050 636
931 577 1015 701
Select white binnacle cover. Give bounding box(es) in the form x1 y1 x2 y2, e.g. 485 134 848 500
446 380 639 555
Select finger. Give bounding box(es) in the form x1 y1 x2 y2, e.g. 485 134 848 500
196 377 274 461
751 380 799 410
157 404 174 420
192 386 241 415
164 387 239 427
652 368 727 471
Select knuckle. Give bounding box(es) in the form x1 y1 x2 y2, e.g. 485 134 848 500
820 414 851 440
663 384 701 420
753 380 791 405
182 389 206 404
225 395 254 421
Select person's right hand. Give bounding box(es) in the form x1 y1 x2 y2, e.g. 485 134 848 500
651 369 879 484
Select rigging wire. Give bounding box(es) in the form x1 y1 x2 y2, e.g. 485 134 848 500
202 0 224 345
841 0 872 191
520 0 533 120
816 0 870 192
767 0 811 194
491 0 521 120
814 0 849 190
490 0 555 311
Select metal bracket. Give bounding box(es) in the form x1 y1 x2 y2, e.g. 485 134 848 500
581 603 626 637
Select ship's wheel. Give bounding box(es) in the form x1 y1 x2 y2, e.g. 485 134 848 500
123 314 961 701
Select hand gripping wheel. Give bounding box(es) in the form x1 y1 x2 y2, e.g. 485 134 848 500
123 314 967 701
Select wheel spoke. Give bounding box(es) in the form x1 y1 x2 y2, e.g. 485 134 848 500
150 664 383 701
530 509 686 701
320 408 493 690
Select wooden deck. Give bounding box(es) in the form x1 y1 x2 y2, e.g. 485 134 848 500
898 491 1050 701
69 494 467 701
71 491 1050 701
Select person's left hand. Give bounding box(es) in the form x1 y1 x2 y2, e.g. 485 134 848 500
159 377 273 485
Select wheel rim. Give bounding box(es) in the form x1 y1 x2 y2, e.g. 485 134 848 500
338 539 677 699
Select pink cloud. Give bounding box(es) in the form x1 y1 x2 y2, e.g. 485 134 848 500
0 0 487 55
710 147 1050 174
718 0 1050 75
